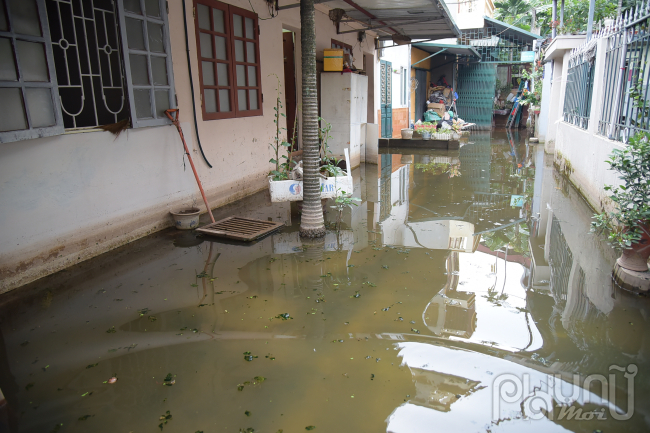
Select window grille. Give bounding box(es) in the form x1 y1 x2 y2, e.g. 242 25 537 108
194 0 262 120
0 0 64 142
48 0 129 128
562 49 595 130
459 25 533 64
598 7 650 142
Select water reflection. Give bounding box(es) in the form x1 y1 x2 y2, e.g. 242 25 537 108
0 131 648 433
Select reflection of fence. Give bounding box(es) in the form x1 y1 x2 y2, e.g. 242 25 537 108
563 49 595 129
597 7 650 142
549 216 572 303
379 154 392 222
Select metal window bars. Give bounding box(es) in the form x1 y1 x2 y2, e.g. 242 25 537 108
597 1 650 143
562 45 596 130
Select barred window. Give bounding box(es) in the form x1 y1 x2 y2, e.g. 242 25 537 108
194 0 262 120
0 0 176 143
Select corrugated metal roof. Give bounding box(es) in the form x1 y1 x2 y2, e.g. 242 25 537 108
412 42 480 57
323 0 460 40
482 16 543 42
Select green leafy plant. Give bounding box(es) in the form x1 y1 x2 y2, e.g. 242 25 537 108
318 118 345 177
268 74 297 181
330 188 360 231
591 132 650 249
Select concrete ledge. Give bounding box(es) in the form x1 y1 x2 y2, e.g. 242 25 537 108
613 262 650 294
379 138 460 150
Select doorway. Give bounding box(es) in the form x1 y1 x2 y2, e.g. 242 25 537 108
282 30 298 150
414 69 427 123
364 52 374 124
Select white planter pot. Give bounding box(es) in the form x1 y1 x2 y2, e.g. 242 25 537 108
422 131 431 140
170 208 201 230
269 175 353 202
401 128 413 139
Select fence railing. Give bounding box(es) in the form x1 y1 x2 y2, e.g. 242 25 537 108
562 44 596 129
598 2 650 142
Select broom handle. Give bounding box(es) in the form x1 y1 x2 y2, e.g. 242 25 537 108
165 109 215 223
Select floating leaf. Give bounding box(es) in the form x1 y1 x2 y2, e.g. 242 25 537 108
25 383 34 391
253 376 266 383
106 327 117 333
306 427 316 431
20 340 29 347
245 410 251 416
138 308 150 317
78 415 92 421
274 313 292 320
163 373 175 386
148 316 157 322
86 363 98 369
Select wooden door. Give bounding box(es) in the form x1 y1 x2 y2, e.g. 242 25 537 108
283 32 298 150
380 60 392 138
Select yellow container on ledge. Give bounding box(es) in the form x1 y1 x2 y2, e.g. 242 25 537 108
323 49 344 71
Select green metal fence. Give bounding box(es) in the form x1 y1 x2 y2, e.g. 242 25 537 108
563 50 596 129
598 4 650 142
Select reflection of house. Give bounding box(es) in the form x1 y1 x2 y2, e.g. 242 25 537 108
423 253 477 339
410 368 480 412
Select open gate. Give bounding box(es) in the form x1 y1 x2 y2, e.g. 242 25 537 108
456 63 497 130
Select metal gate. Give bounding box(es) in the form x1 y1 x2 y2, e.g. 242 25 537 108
380 60 392 138
456 63 497 130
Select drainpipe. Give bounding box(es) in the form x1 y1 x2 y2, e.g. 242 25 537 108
560 0 564 27
608 28 632 139
552 0 557 39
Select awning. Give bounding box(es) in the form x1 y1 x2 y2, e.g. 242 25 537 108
279 0 460 41
412 42 480 58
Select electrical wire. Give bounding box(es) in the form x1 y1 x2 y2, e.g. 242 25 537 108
182 0 212 168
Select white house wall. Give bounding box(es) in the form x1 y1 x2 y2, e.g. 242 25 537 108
0 0 377 293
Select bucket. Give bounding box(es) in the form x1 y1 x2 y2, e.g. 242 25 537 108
170 208 201 230
422 131 431 140
401 128 413 139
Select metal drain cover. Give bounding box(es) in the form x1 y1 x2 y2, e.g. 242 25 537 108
196 216 284 242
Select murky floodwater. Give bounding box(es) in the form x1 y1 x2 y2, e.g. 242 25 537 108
1 130 649 433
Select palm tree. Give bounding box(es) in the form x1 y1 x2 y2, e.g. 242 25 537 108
299 0 326 238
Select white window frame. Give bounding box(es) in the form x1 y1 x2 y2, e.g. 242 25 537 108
0 0 64 143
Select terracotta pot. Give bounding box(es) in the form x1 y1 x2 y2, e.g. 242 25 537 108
617 222 650 272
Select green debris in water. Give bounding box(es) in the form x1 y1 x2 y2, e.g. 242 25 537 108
158 410 172 430
351 291 360 298
237 385 244 391
244 410 251 416
265 354 275 360
253 376 266 383
20 340 29 347
180 327 188 331
239 429 254 433
306 426 316 431
86 363 98 369
411 328 420 334
78 415 92 421
163 373 175 386
138 308 150 317
274 313 292 320
148 316 157 322
196 271 209 278
106 326 116 333
371 374 375 380
51 424 63 433
25 383 34 391
382 265 389 269
243 352 258 361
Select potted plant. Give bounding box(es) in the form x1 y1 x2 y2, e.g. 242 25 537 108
267 77 352 203
418 122 435 140
591 132 650 271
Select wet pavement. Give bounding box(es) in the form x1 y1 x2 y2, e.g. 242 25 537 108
1 130 648 433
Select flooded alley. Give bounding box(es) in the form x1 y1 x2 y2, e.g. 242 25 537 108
0 131 648 433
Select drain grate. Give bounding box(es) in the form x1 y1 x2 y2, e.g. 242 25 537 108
196 216 284 242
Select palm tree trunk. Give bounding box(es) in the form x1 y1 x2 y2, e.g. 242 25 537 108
299 0 326 238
